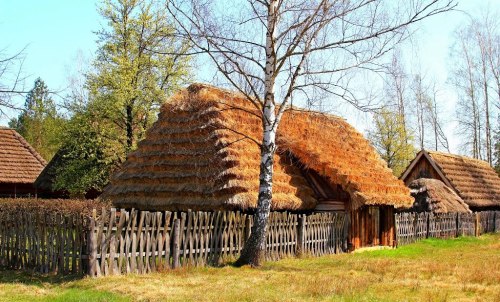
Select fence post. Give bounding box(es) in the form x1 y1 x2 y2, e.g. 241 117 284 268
296 215 306 256
455 213 459 238
87 212 97 277
475 212 480 237
426 213 430 239
172 218 181 269
244 215 252 243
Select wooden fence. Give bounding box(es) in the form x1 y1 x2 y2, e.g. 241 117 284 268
0 211 88 274
86 209 348 276
0 209 348 276
395 211 499 246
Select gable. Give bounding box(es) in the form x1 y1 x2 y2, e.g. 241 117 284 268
401 152 445 186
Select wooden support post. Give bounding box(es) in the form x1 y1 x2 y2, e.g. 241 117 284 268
296 215 306 256
343 212 349 252
172 218 181 269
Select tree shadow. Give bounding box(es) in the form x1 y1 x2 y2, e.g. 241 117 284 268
0 269 84 286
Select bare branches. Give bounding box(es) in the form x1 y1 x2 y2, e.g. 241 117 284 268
0 47 29 115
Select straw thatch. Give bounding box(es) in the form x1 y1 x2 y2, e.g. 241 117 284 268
408 178 471 213
103 84 412 211
401 150 500 210
428 151 500 209
0 127 46 184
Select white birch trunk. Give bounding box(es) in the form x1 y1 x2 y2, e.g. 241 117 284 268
236 0 278 267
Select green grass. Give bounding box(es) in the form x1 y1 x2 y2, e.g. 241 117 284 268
1 234 499 302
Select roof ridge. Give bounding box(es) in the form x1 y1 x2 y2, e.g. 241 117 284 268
427 150 491 165
185 83 346 121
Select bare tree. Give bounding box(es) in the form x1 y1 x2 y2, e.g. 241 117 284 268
451 11 500 162
167 0 456 266
0 47 28 116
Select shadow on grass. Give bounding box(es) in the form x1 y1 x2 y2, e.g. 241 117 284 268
0 269 83 286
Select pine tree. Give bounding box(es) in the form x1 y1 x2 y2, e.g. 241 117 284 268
9 78 65 160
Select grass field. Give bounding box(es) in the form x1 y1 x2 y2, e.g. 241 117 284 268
0 234 499 302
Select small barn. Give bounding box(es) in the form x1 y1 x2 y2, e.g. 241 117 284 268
407 178 471 213
0 127 46 197
103 84 412 249
400 150 500 211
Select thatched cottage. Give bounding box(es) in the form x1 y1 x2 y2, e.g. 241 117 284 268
401 150 500 211
0 127 46 197
103 84 412 248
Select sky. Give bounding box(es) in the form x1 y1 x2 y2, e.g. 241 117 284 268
1 0 499 153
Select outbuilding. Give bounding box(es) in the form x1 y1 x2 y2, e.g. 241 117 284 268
400 150 500 211
0 127 46 197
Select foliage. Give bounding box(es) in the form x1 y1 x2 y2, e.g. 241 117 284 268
368 108 416 177
87 0 191 153
8 78 65 161
54 0 192 194
0 234 499 301
52 109 117 196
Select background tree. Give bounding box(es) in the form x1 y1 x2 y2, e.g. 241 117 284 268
168 0 456 266
52 109 113 196
450 12 499 164
368 109 416 177
8 78 65 160
54 0 192 194
87 0 191 156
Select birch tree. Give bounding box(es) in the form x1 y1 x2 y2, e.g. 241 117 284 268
168 0 456 266
451 12 500 163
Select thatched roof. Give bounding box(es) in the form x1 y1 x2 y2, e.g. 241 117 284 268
103 84 412 211
0 127 46 184
401 150 500 209
408 178 471 213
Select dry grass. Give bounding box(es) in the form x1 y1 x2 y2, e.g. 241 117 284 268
1 234 499 302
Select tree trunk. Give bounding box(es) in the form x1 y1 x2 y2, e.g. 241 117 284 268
235 0 278 267
126 104 133 151
235 118 276 266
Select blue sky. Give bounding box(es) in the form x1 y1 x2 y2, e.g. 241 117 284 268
1 0 499 152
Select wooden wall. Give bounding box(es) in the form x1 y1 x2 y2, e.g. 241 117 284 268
349 206 394 249
403 156 443 185
0 183 37 198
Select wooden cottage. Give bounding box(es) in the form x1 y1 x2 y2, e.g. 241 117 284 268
0 127 46 197
103 84 412 249
401 150 500 211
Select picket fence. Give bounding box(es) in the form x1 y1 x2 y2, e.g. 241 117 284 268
395 211 499 246
0 208 348 276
